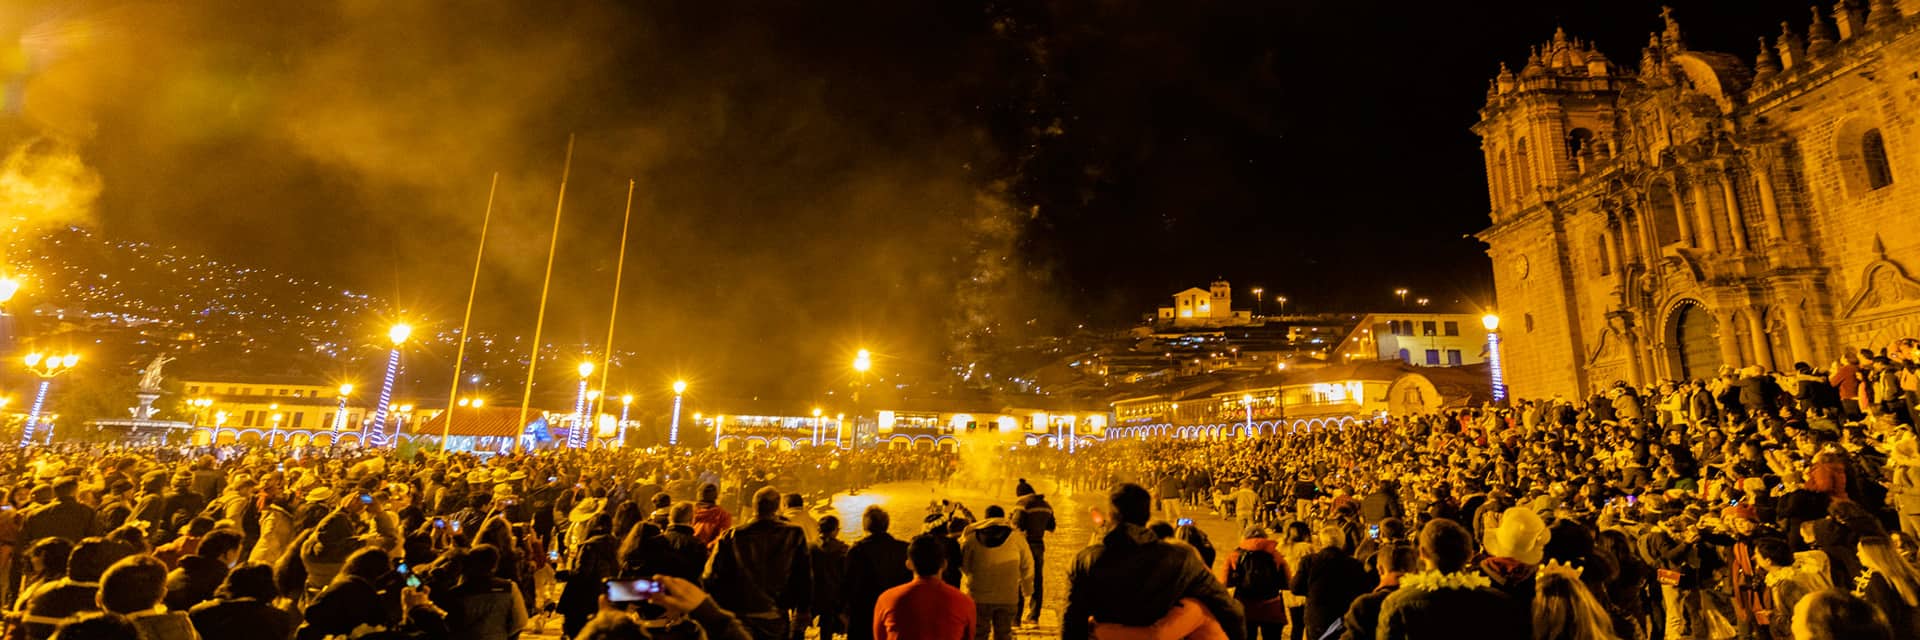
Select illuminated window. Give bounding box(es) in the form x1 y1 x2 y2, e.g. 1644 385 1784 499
1447 349 1463 365
243 410 256 426
187 386 200 394
292 413 305 428
1422 321 1437 336
1443 321 1459 336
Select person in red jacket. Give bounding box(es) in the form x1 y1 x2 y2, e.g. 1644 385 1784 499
693 483 735 547
873 534 975 640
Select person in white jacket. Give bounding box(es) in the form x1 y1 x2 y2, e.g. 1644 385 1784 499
960 505 1033 640
247 499 295 565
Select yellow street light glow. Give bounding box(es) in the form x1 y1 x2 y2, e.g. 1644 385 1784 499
672 380 688 394
587 390 601 400
23 353 41 367
471 398 484 408
388 323 413 346
578 361 595 378
338 383 354 396
1482 314 1501 331
852 349 872 373
813 407 823 417
457 398 470 407
0 276 19 303
60 354 76 368
621 394 633 405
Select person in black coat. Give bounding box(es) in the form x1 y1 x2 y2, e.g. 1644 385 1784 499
1288 525 1372 640
297 548 396 640
188 563 295 640
21 479 102 547
1062 484 1245 640
840 506 910 640
164 528 242 612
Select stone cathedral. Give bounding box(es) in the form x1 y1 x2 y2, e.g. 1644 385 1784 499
1478 3 1920 400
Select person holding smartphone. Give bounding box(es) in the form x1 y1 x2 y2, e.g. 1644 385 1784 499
577 575 753 640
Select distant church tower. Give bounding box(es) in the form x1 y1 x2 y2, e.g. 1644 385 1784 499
1209 279 1232 319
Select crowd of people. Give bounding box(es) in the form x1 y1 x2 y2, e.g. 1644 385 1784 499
1067 351 1920 640
1 348 1918 640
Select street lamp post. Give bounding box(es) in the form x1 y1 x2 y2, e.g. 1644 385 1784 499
19 353 78 447
1483 314 1507 404
334 384 353 431
1242 394 1254 438
1251 287 1264 316
848 349 870 448
812 407 824 447
367 323 410 447
1395 288 1409 309
619 394 633 447
572 362 594 449
670 380 687 446
1276 295 1288 315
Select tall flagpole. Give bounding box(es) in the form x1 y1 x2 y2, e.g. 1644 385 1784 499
595 179 635 447
516 135 575 454
444 172 498 448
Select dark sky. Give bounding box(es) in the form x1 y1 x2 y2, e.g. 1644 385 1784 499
0 0 1819 399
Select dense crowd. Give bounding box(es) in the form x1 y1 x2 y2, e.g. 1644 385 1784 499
1067 351 1920 640
3 349 1920 640
0 444 996 640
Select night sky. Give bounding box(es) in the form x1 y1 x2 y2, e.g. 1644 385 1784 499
0 1 1822 398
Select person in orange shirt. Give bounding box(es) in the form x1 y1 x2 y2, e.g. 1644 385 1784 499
873 534 975 640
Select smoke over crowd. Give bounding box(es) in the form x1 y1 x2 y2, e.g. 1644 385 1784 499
0 0 1087 402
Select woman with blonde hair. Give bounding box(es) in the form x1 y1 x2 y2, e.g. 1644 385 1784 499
1855 535 1920 637
1531 569 1618 640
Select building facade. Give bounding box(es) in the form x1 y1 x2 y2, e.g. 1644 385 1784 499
1156 280 1252 326
1331 313 1489 367
1477 4 1920 399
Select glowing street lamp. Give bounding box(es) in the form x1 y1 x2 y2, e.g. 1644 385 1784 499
571 361 595 448
847 349 870 448
0 276 19 305
618 394 634 446
669 379 687 446
19 353 78 447
1242 394 1255 438
367 323 410 447
1483 314 1507 404
1394 288 1410 308
1276 295 1288 315
812 407 824 446
1251 287 1264 316
334 383 353 431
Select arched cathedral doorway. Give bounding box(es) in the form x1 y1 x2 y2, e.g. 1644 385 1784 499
1670 302 1721 380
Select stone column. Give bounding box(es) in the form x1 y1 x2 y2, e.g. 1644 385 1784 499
1746 310 1774 371
1719 171 1750 251
1671 183 1697 247
1753 149 1786 242
1713 309 1743 368
1604 223 1628 291
1689 174 1720 252
1781 299 1816 365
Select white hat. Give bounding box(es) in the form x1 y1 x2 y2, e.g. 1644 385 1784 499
1483 506 1550 565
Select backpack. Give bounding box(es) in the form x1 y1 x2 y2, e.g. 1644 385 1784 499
1229 547 1285 601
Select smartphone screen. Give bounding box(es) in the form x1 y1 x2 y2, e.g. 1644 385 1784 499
433 518 446 529
396 563 409 575
1368 525 1380 539
606 578 661 604
405 574 422 589
548 549 560 562
1176 518 1193 527
358 493 374 505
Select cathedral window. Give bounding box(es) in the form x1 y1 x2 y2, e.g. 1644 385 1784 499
1864 128 1894 190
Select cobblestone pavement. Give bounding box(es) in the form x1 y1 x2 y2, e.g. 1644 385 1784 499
529 476 1250 639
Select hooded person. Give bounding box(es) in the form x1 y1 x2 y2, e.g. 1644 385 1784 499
1009 482 1056 625
1215 526 1290 640
691 483 734 547
1477 507 1549 606
959 505 1033 640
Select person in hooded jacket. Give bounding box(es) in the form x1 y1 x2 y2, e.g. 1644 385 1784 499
186 564 293 640
97 555 198 640
162 529 242 613
958 506 1032 640
1062 484 1244 640
1009 483 1055 625
809 516 848 640
1216 526 1290 640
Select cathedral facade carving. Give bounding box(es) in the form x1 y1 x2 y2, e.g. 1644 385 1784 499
1477 3 1920 398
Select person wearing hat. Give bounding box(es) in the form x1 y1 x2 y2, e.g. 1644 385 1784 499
1476 507 1549 606
1009 480 1054 625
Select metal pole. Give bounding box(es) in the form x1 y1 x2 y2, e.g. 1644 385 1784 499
516 135 576 455
445 173 499 445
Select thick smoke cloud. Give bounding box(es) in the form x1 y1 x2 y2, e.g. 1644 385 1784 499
0 0 1060 403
